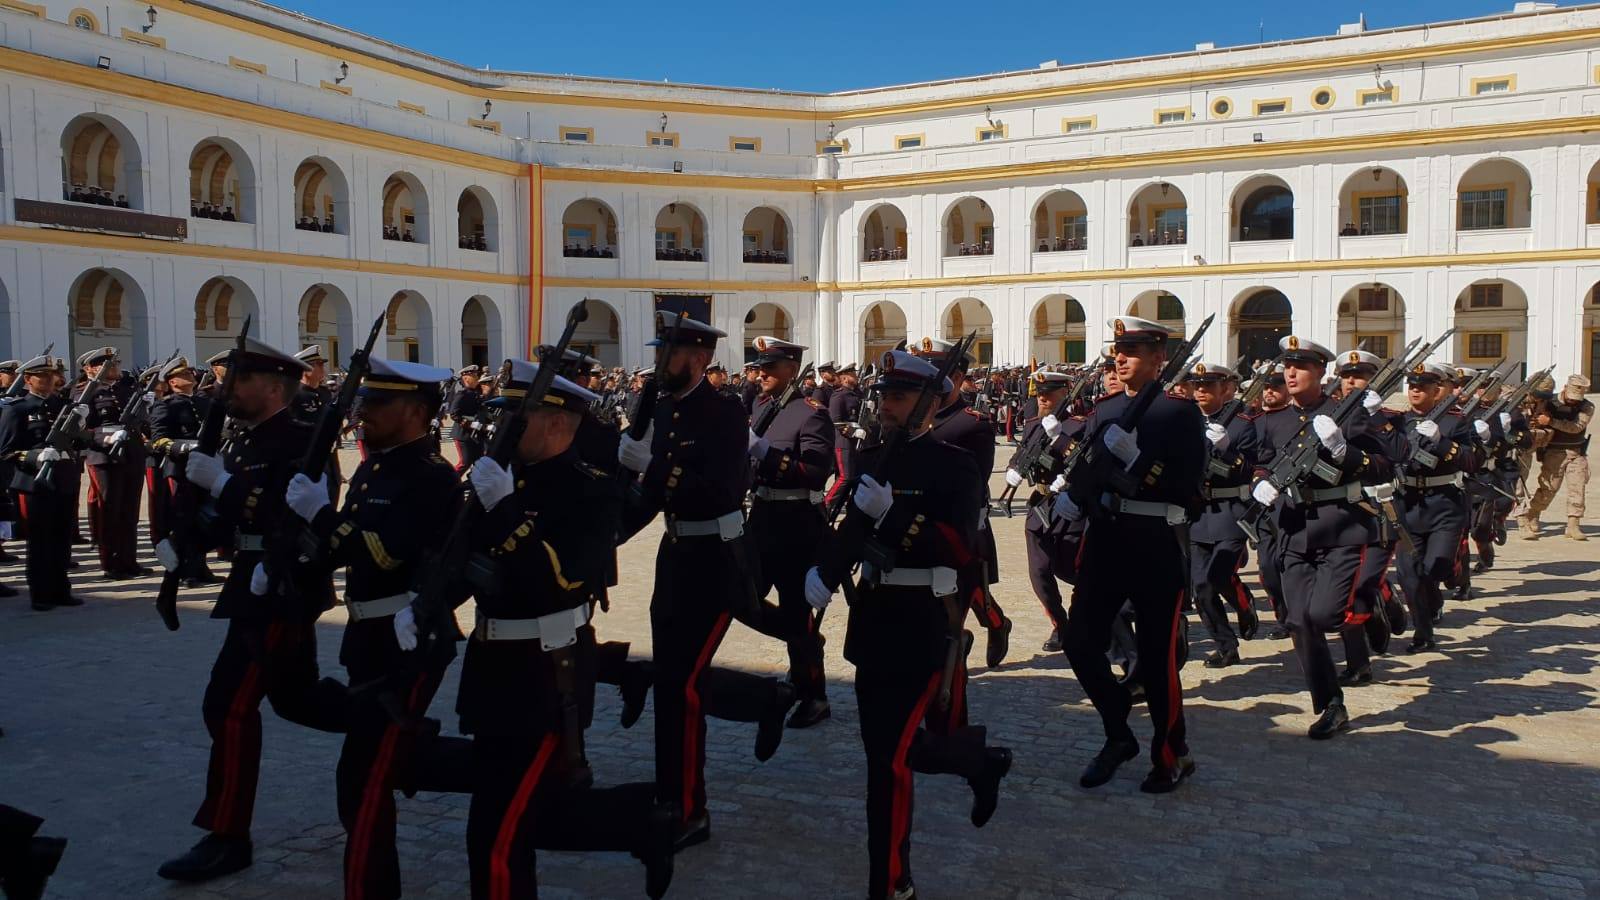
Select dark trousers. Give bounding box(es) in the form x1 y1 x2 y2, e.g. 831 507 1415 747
453 438 483 473
466 733 656 900
750 499 828 703
1281 545 1366 713
968 526 1006 630
1339 541 1396 667
1257 529 1287 623
1397 528 1459 644
144 466 170 545
194 618 348 837
1191 539 1249 654
337 665 445 900
1023 526 1069 629
1063 525 1189 770
86 462 141 573
16 491 72 603
855 665 988 900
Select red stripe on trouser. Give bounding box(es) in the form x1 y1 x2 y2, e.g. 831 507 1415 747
1160 591 1185 770
1340 545 1369 627
887 674 940 894
1074 530 1090 571
489 733 558 900
346 673 429 900
213 626 280 834
825 449 847 505
1230 552 1250 614
945 661 966 734
682 611 732 822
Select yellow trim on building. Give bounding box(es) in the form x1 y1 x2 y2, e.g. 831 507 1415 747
66 7 99 31
1469 74 1517 95
320 80 352 95
894 133 926 150
228 56 267 75
1310 85 1336 109
1357 85 1398 106
1252 97 1291 116
0 0 44 18
397 100 426 115
544 275 817 293
817 139 851 155
1460 329 1510 361
472 119 503 133
1210 97 1233 119
976 124 1008 141
1154 106 1190 124
1061 116 1097 133
558 125 594 142
120 27 165 48
646 131 679 147
729 136 762 152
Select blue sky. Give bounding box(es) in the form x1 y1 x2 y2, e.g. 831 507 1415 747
284 1 1570 92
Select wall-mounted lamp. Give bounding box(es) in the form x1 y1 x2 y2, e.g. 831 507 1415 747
1371 166 1383 182
984 105 995 127
1252 132 1264 143
335 61 350 84
482 99 493 119
141 4 157 33
659 113 669 133
672 161 684 173
1160 182 1170 197
826 122 835 140
96 55 111 69
668 203 677 215
1193 254 1205 265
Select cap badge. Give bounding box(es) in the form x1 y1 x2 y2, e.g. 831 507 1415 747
921 337 933 353
1287 336 1300 351
1113 319 1126 338
754 337 768 352
1347 352 1360 364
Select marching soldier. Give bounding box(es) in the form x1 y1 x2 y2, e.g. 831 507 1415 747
1393 361 1484 653
1253 364 1292 638
746 336 835 728
1248 336 1394 739
1001 370 1082 652
813 361 838 408
157 338 348 883
803 349 1012 900
920 338 1012 669
76 348 147 579
1058 317 1205 791
448 365 486 471
1521 374 1592 541
291 345 332 421
1469 380 1530 570
1187 361 1260 668
0 356 78 609
616 312 796 849
277 357 461 900
146 357 221 586
825 362 863 510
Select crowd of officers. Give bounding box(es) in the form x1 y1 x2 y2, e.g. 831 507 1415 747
0 309 1592 900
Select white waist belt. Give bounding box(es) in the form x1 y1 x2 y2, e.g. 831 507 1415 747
869 565 959 597
1203 484 1251 501
234 533 266 552
472 605 592 650
670 510 745 540
346 591 413 623
1400 472 1464 490
753 486 819 503
1294 482 1363 504
1105 495 1188 525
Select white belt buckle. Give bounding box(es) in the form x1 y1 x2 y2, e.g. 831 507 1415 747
1165 505 1187 526
717 511 744 542
930 566 958 597
539 609 578 651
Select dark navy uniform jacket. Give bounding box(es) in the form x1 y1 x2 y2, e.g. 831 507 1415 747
1078 388 1207 527
751 393 834 494
1393 407 1483 535
1007 414 1086 538
77 376 133 467
303 435 460 675
1193 400 1259 544
150 392 210 477
210 407 332 621
448 389 483 440
0 393 73 495
457 447 617 737
628 377 749 531
292 383 332 424
1253 396 1394 551
932 396 999 582
843 433 980 673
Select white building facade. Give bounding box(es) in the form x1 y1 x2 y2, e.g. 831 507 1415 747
3 0 1600 378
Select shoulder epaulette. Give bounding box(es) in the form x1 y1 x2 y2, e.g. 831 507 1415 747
805 398 823 410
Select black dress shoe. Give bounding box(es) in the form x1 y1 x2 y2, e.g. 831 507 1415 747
968 746 1012 827
1139 757 1196 794
1308 703 1350 740
53 595 84 607
786 698 831 729
754 681 796 762
104 569 141 581
1268 624 1291 640
1448 587 1468 604
1203 648 1240 669
1337 665 1373 687
1404 638 1438 654
1041 627 1062 653
1079 737 1139 788
30 599 55 611
1237 605 1260 641
673 812 711 852
0 549 19 563
5 834 67 900
0 581 18 598
639 803 677 900
619 662 654 730
157 833 252 882
1494 521 1507 545
985 616 1012 668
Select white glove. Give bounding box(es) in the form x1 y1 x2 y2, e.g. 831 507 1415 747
155 538 179 572
852 474 894 521
143 391 157 406
0 521 10 541
1252 480 1280 506
804 566 834 611
1004 468 1024 488
1103 424 1140 468
73 405 89 420
1362 390 1383 414
1473 420 1491 441
1498 412 1512 432
249 562 268 596
1051 491 1083 522
393 605 419 651
469 457 515 512
1205 422 1229 449
36 447 63 463
1041 415 1062 439
617 425 654 472
186 451 230 497
110 429 129 444
747 429 771 459
1415 420 1440 442
1312 415 1347 461
849 426 867 440
1049 473 1067 493
285 472 329 522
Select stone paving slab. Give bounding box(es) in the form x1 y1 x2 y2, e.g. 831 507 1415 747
1 444 1598 898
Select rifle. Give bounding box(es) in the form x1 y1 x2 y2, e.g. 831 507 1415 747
155 317 250 631
625 309 685 441
1235 329 1451 545
5 343 51 399
1476 365 1554 456
36 359 118 488
751 362 814 437
397 302 591 769
1058 315 1216 513
1214 357 1279 431
1405 358 1508 470
994 370 1088 512
106 349 179 464
265 313 387 601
